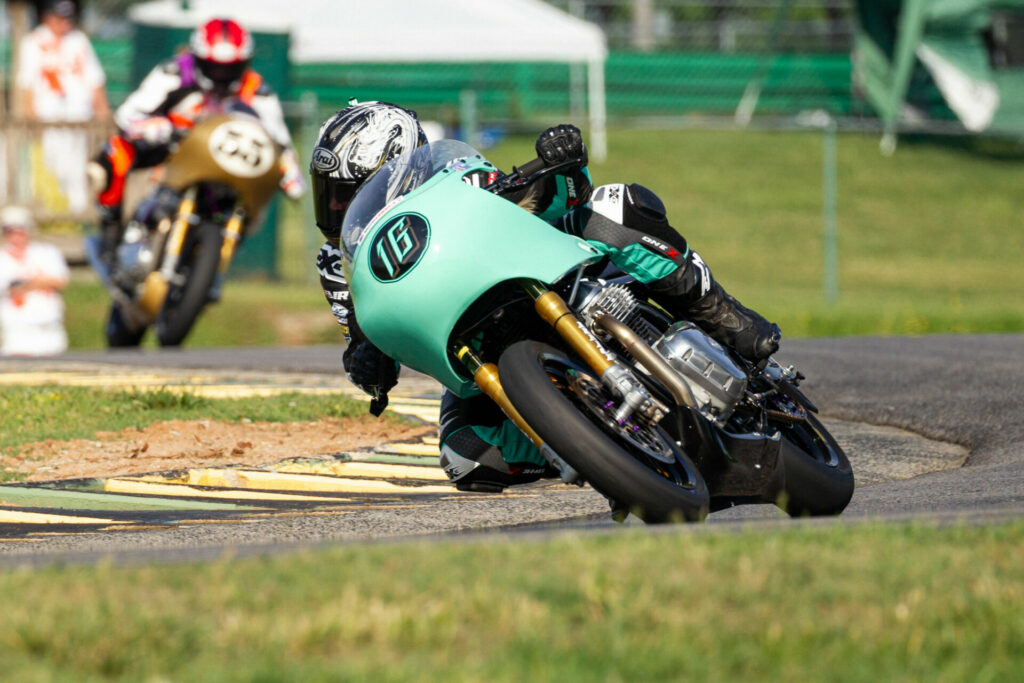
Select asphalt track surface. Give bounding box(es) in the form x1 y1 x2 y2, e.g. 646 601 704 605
1 333 1022 565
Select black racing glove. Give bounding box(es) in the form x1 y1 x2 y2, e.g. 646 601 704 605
343 339 399 417
535 124 588 168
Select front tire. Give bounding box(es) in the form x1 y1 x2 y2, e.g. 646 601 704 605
778 411 854 516
155 221 222 347
499 341 709 523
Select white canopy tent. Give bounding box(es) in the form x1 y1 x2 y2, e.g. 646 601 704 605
130 0 608 159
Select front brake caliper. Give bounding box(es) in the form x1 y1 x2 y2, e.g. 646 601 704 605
600 364 667 425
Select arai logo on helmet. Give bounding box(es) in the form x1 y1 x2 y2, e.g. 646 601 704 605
369 213 430 282
312 147 341 173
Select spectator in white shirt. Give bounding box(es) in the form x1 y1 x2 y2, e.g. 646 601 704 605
0 206 70 356
15 0 110 214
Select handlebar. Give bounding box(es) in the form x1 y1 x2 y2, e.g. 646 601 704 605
513 157 548 178
483 156 585 196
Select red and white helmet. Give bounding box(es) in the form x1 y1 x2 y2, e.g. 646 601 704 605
190 18 253 90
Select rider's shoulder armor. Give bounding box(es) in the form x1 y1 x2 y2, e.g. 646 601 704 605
251 78 274 98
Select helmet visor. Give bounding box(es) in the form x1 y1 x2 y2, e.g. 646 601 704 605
197 57 247 86
312 175 359 239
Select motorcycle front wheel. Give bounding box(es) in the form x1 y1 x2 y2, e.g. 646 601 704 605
499 340 709 523
155 221 222 347
777 411 855 516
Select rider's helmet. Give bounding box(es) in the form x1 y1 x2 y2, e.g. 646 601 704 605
190 18 253 94
310 101 427 241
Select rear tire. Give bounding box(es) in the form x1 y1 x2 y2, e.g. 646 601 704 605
778 412 854 516
499 341 709 523
155 221 222 347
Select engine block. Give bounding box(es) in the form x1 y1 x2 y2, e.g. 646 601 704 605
577 282 661 344
652 322 748 423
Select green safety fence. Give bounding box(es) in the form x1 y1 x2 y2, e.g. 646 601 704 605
293 52 856 121
92 39 857 120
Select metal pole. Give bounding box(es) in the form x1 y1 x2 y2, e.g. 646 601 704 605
734 0 794 126
301 91 319 285
631 0 655 52
568 1 586 119
6 1 32 208
588 57 607 162
8 0 31 118
823 119 838 305
881 0 927 154
459 89 478 149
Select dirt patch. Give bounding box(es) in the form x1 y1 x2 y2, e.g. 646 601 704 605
2 418 436 482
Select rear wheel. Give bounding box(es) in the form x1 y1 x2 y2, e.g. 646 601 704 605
777 411 854 516
155 221 222 347
499 341 709 523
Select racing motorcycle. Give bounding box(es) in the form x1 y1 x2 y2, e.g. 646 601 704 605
87 111 284 346
341 140 854 523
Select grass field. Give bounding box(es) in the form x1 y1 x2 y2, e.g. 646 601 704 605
15 128 1022 679
61 128 1024 348
1 522 1021 680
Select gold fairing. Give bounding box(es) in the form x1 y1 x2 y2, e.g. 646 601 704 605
219 208 246 272
161 115 284 218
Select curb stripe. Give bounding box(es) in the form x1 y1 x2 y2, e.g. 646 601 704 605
376 443 440 457
181 468 454 494
272 461 447 480
0 486 250 511
0 510 117 524
104 479 340 501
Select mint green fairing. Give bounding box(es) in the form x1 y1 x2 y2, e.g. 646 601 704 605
347 155 601 397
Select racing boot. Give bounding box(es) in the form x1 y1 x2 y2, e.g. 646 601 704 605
649 251 781 362
439 392 557 492
440 437 556 493
687 280 782 361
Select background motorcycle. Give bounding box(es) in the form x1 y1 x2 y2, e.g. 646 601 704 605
342 140 854 523
88 110 283 347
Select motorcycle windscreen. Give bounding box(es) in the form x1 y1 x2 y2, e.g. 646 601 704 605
348 168 602 397
341 140 480 265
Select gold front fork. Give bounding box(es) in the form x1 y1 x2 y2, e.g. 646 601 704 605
139 187 197 316
521 278 667 424
456 346 545 449
520 278 615 377
162 186 197 277
454 345 581 484
218 205 246 273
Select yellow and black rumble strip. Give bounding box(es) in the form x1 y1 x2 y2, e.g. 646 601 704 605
0 368 549 543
